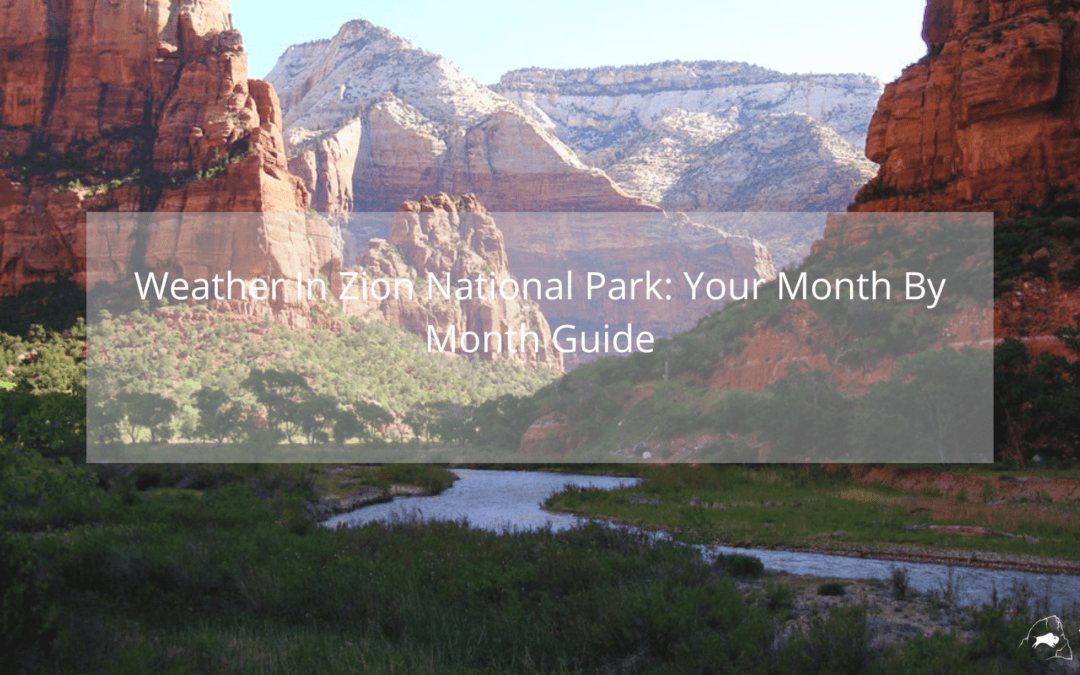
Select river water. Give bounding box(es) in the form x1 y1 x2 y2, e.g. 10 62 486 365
324 468 1080 614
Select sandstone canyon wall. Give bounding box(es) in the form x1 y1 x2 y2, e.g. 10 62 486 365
0 3 561 372
0 0 332 326
336 193 563 371
493 63 881 217
851 0 1080 218
266 20 654 214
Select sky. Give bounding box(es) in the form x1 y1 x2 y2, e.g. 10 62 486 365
229 0 930 86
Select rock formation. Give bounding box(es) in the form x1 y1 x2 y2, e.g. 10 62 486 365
267 21 780 363
331 207 776 370
266 20 655 213
851 0 1080 218
0 0 334 326
493 63 881 217
335 193 563 371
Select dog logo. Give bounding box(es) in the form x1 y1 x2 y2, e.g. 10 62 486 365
1019 616 1072 661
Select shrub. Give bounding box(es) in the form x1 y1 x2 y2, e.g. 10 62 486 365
713 553 764 579
783 604 871 674
0 530 57 671
890 567 910 601
817 581 846 596
765 582 795 610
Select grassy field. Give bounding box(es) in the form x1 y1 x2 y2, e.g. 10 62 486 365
544 465 1080 561
2 458 1071 674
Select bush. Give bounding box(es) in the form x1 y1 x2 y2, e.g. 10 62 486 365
817 581 846 596
783 604 871 674
713 553 764 579
890 567 910 601
0 530 56 671
765 582 795 610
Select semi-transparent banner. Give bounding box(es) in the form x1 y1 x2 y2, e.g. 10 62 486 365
86 211 993 463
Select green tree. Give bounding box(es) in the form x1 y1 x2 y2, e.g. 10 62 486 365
472 394 536 448
296 395 339 445
429 401 475 446
331 407 366 446
898 347 992 463
853 347 992 462
111 391 178 444
241 369 313 442
994 316 1080 462
354 401 393 438
758 365 851 461
193 387 245 443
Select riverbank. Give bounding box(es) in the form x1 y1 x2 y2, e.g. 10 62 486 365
763 542 1080 576
543 464 1080 566
738 571 972 648
736 568 1077 674
315 463 1080 574
303 464 456 521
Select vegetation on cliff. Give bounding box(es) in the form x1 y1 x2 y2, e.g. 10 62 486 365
84 303 555 454
993 204 1080 464
507 216 993 462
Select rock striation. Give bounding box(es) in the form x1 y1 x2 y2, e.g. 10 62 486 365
335 193 563 371
266 20 655 213
0 0 329 324
493 63 882 217
851 0 1080 218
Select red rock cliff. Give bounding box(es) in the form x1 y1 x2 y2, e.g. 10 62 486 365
0 0 329 310
851 0 1080 218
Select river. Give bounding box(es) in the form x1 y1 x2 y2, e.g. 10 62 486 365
324 468 1080 614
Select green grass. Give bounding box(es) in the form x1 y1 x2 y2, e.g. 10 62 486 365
544 465 1080 559
2 450 1070 674
4 482 777 673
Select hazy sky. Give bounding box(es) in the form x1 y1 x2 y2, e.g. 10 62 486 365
230 0 929 85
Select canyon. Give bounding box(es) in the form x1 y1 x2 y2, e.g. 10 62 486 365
0 1 561 368
493 63 882 269
267 20 895 356
336 193 563 371
850 0 1080 369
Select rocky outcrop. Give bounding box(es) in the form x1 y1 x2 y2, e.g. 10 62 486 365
334 206 777 370
851 0 1080 218
0 0 332 321
493 63 881 216
335 193 563 371
267 20 656 213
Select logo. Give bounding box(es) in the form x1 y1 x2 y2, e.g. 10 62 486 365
1019 616 1072 661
